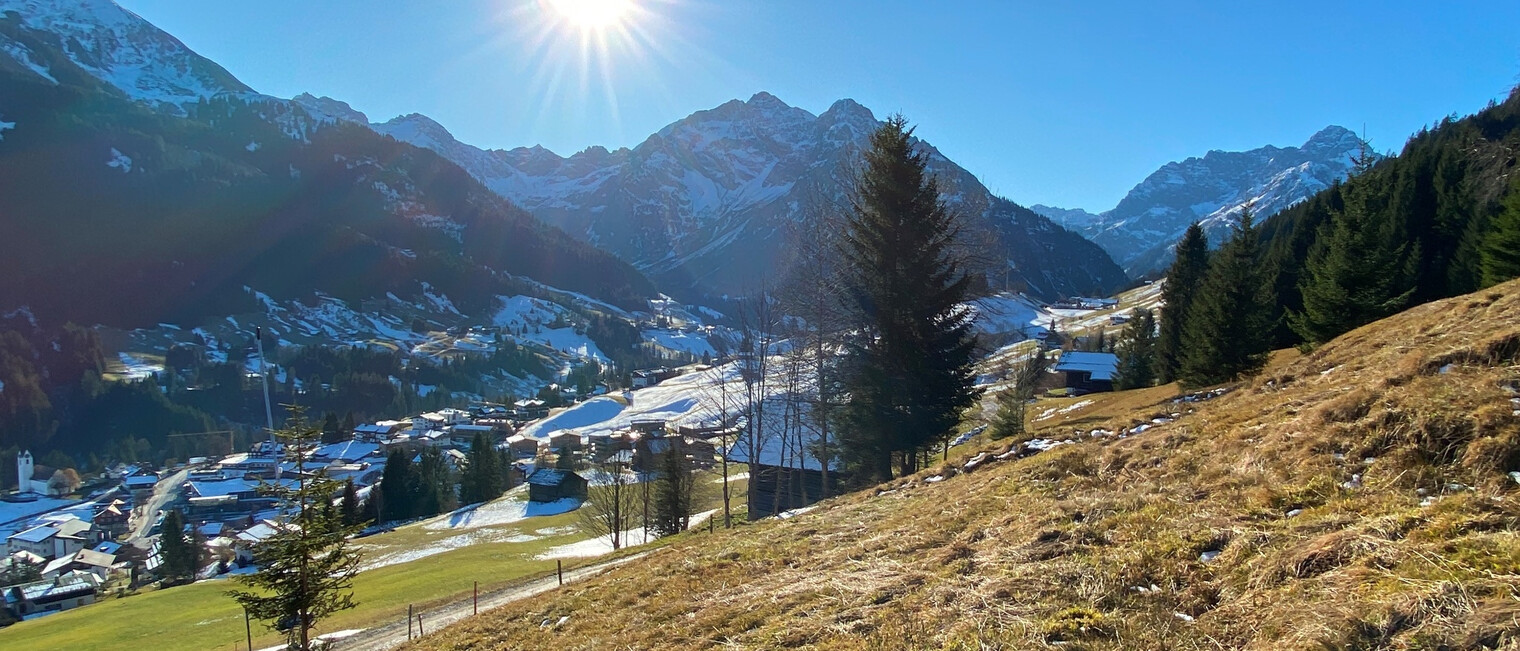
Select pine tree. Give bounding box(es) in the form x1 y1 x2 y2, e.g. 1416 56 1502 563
835 116 981 482
1480 176 1520 287
228 408 363 651
339 480 361 527
158 508 198 585
1114 308 1158 390
378 448 414 522
1156 223 1209 383
650 446 693 538
460 431 502 505
1288 153 1413 345
320 412 342 444
1179 210 1276 387
988 347 1048 440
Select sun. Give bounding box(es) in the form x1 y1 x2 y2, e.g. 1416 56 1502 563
545 0 634 30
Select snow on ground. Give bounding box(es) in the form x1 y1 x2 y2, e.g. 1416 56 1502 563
492 295 607 362
517 364 740 441
0 497 80 537
642 329 716 357
967 292 1055 337
114 352 161 380
358 527 545 572
1034 399 1095 422
534 509 718 560
422 493 579 531
519 397 626 439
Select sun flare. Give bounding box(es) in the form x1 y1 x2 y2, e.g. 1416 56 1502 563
545 0 634 30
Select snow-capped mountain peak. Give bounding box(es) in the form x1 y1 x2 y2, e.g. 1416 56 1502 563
0 0 250 111
290 93 369 124
375 91 1128 300
1035 125 1369 276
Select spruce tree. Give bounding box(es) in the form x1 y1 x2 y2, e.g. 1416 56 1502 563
1114 308 1158 390
339 480 361 526
159 508 198 585
650 446 693 538
1481 176 1520 287
229 409 363 651
988 347 1048 440
1156 223 1209 383
378 448 414 522
1179 210 1276 387
835 116 981 482
1288 159 1413 345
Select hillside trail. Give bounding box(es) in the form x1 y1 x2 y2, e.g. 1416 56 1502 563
330 551 648 651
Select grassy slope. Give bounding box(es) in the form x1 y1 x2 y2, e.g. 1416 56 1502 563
1 476 747 651
410 281 1520 650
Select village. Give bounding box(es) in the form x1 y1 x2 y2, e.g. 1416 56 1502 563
0 287 1150 625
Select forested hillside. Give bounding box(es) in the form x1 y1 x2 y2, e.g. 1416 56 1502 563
1261 86 1520 346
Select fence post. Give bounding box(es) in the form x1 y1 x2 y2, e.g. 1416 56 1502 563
408 604 413 640
557 559 563 585
418 614 424 636
474 581 478 615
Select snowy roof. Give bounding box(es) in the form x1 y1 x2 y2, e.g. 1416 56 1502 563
187 477 299 498
91 541 123 555
527 469 582 487
311 440 380 462
1053 351 1119 382
124 475 158 488
9 524 58 544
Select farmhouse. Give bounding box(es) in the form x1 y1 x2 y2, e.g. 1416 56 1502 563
504 434 540 459
526 469 587 503
1052 351 1119 394
727 396 846 519
3 571 100 618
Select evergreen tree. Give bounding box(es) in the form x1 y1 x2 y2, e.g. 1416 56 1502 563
1288 152 1413 346
412 447 453 517
988 347 1048 440
1114 308 1158 390
158 508 198 585
1481 176 1520 287
320 412 343 444
835 116 981 482
229 409 363 651
339 480 361 527
460 431 502 505
649 446 693 538
1179 210 1276 387
378 448 414 522
1156 223 1209 383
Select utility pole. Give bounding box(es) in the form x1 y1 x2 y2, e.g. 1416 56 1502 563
254 326 275 443
244 606 252 651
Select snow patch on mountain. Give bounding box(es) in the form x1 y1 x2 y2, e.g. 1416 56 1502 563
106 146 130 171
0 118 14 140
0 0 251 112
1047 125 1366 276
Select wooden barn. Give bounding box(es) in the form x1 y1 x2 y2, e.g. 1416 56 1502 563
726 396 846 519
526 469 587 503
1052 351 1119 394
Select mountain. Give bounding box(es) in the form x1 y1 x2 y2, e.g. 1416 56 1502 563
1029 203 1103 230
1039 126 1366 276
0 0 249 111
0 0 656 330
371 92 1130 301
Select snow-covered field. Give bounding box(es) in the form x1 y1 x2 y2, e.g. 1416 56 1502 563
519 364 744 441
422 495 579 531
534 509 717 560
519 396 626 439
642 328 716 356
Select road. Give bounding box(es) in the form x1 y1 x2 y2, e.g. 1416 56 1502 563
125 466 190 543
332 552 648 651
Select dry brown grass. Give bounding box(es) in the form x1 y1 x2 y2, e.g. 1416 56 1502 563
407 280 1520 650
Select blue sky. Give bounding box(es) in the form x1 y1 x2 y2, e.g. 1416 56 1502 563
120 0 1520 210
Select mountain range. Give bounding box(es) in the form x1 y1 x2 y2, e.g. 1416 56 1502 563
1033 126 1367 276
0 0 654 330
341 92 1130 301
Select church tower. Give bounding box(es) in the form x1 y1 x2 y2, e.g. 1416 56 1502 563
16 450 34 494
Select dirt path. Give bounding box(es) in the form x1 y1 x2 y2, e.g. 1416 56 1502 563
331 552 648 651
